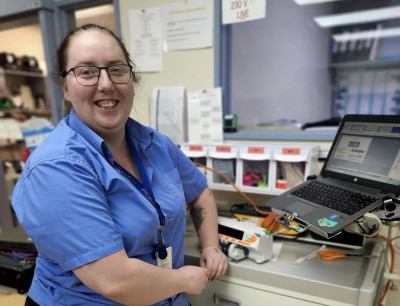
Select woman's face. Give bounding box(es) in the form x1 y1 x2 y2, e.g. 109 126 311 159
61 30 134 137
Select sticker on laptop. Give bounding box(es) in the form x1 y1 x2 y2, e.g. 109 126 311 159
318 218 338 228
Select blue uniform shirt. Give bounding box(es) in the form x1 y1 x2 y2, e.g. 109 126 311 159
11 109 207 305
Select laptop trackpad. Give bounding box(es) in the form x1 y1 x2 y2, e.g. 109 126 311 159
286 201 316 216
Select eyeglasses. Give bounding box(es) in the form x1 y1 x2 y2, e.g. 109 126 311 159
64 64 133 86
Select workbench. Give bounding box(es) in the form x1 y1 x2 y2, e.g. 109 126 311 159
184 230 385 306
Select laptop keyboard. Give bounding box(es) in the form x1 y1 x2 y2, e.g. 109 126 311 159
291 181 379 215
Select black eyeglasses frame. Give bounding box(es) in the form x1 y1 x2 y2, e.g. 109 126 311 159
63 64 133 86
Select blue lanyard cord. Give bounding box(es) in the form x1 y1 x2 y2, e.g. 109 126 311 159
115 138 165 228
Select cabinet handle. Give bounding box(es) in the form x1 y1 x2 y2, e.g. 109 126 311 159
213 293 241 306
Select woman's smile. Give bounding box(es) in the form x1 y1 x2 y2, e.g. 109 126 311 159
95 99 118 110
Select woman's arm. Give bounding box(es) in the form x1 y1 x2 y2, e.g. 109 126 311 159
73 249 209 305
189 186 228 280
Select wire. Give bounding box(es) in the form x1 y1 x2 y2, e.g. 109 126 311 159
0 250 37 261
391 235 400 253
194 162 279 231
375 234 395 306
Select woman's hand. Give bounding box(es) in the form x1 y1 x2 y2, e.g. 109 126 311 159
200 245 228 280
178 265 210 295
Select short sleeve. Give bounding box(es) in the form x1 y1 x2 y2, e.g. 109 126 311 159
162 136 208 204
12 158 124 271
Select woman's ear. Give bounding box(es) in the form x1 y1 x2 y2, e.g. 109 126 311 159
60 77 70 101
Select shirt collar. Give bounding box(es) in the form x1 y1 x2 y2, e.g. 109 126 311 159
68 108 105 154
67 108 154 162
125 117 153 157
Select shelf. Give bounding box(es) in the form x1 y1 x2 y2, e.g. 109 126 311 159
0 108 52 117
224 128 337 141
0 67 45 78
329 59 400 70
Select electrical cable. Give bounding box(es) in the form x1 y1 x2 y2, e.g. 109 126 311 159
194 162 279 231
391 236 400 253
375 234 395 306
0 250 37 261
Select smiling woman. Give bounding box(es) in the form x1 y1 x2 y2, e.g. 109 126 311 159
11 23 228 306
58 24 137 142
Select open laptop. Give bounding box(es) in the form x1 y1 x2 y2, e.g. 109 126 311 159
266 114 400 239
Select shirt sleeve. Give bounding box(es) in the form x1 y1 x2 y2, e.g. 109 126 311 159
12 158 124 271
161 136 208 204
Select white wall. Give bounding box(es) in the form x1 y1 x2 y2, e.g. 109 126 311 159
119 0 215 126
0 22 46 74
230 0 334 126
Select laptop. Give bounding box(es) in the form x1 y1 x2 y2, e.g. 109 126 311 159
266 114 400 239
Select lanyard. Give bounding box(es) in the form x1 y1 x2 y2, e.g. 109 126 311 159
114 137 168 259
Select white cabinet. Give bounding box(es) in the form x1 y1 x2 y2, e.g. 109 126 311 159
189 276 331 306
184 232 384 306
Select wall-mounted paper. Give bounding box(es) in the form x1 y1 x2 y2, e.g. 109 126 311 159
151 87 187 145
222 0 266 25
187 87 223 143
161 0 213 51
129 7 162 72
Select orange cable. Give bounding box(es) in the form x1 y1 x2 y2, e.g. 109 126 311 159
194 162 270 216
375 234 395 306
194 162 279 231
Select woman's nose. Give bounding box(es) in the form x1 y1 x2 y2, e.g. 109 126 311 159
97 69 113 89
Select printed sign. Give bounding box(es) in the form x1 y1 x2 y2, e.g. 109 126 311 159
189 145 203 151
248 146 264 154
222 0 266 24
217 145 232 153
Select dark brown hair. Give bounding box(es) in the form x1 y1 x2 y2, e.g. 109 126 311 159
56 23 139 84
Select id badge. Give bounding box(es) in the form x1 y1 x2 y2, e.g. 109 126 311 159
157 246 172 268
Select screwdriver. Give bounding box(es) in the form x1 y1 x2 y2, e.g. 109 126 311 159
318 249 372 261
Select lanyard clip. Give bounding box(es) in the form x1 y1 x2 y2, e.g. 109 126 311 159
153 226 168 260
159 226 165 243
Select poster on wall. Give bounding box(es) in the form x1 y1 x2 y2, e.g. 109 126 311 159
187 87 224 143
150 87 187 145
222 0 266 25
129 7 162 72
161 0 213 51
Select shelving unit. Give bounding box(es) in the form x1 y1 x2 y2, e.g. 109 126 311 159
0 67 51 118
329 20 400 118
330 59 400 70
182 142 319 196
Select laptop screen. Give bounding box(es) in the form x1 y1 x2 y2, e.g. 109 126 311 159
323 117 400 192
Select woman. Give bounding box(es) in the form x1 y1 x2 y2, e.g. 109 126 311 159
12 24 227 305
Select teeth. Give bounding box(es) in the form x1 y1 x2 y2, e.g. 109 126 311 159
98 101 116 109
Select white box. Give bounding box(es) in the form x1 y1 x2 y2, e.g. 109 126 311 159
271 144 319 195
207 143 239 191
237 144 272 194
180 143 208 176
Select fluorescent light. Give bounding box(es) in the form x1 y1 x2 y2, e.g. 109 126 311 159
314 6 400 28
293 0 341 5
332 27 400 42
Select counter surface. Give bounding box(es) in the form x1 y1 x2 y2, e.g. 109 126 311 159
184 229 384 305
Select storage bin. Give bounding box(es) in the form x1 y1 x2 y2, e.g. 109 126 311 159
207 144 239 191
180 143 208 175
271 145 319 194
237 145 272 194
